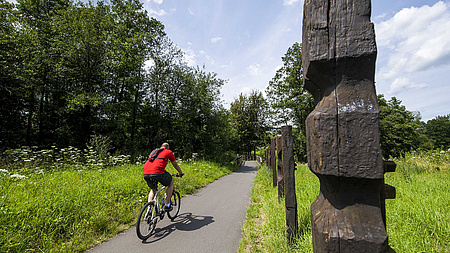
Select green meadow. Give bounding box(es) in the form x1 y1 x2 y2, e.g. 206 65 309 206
0 149 238 253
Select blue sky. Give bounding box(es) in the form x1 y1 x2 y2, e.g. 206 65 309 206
143 0 450 121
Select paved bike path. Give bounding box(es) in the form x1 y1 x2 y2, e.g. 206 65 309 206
87 161 258 253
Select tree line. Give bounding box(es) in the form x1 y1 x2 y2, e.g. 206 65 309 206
1 0 448 162
1 0 235 160
263 42 450 161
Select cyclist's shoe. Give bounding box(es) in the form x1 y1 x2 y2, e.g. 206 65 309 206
164 204 173 211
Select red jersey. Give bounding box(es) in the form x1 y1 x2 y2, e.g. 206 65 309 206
143 148 176 175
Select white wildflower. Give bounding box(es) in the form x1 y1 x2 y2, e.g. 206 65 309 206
440 151 445 154
0 169 8 173
10 174 27 179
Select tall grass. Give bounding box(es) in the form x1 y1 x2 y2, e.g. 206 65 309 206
0 157 238 252
240 149 450 252
239 164 317 252
386 150 450 252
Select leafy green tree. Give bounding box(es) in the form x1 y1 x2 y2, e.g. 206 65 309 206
0 0 234 163
265 42 314 162
378 95 432 158
0 0 26 148
425 114 450 149
230 91 269 156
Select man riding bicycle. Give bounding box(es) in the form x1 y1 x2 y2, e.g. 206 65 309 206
143 143 184 211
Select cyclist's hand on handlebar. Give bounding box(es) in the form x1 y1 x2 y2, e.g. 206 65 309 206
178 172 185 177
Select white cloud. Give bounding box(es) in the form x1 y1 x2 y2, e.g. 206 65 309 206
247 63 261 76
182 48 196 66
199 50 215 66
283 0 300 6
375 1 450 94
151 0 163 4
148 9 168 16
239 87 253 95
388 77 428 94
210 37 223 43
188 8 194 15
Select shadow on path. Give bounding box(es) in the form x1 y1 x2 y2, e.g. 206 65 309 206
234 161 258 174
142 213 214 244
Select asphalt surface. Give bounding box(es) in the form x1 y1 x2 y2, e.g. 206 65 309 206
87 161 258 253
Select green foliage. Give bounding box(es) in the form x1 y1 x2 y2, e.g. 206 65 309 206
265 42 314 162
1 0 231 161
230 91 269 155
425 114 450 149
0 158 238 252
378 95 433 158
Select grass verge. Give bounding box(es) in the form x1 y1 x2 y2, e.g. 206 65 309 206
0 160 238 252
239 164 317 253
240 150 450 252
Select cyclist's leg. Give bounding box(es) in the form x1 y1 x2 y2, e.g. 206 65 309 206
155 171 173 206
148 188 157 202
165 178 174 205
143 175 158 202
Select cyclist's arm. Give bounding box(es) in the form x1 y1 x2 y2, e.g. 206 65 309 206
171 160 184 176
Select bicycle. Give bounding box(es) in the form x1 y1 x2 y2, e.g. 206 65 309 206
136 174 182 240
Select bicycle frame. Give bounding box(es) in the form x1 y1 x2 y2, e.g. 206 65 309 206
153 186 168 215
137 173 182 240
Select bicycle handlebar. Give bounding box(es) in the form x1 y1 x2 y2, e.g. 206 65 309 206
172 173 184 178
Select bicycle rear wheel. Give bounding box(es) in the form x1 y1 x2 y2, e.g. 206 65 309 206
136 201 157 240
167 191 181 220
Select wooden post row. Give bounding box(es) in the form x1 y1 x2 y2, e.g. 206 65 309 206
282 126 297 244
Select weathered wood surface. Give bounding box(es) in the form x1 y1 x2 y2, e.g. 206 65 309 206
282 126 297 244
271 138 277 188
302 0 393 251
276 136 284 201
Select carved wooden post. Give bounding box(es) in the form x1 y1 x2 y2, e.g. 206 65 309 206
271 138 277 188
303 0 393 251
282 126 297 244
276 136 284 200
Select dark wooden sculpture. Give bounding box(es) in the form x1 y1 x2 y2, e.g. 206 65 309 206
302 0 393 251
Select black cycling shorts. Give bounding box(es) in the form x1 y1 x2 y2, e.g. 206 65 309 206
143 171 173 189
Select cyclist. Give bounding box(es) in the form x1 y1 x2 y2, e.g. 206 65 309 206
143 143 184 211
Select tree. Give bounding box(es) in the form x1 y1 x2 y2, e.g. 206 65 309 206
425 114 450 149
377 95 432 158
265 42 314 162
0 0 26 148
230 91 269 155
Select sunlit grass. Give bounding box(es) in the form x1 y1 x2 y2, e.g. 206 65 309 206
0 159 237 252
240 149 450 252
239 164 317 253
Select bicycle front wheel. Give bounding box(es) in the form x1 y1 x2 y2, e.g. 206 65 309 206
136 201 157 240
167 191 181 220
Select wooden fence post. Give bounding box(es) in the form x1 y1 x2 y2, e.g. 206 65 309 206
270 138 277 188
282 126 297 244
276 136 284 201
